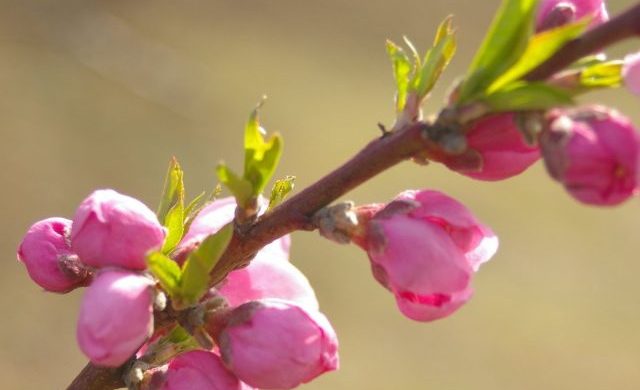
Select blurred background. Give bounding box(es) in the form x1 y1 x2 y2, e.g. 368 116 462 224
2 0 640 388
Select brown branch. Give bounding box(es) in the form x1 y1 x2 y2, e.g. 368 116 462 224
67 362 129 390
66 3 640 389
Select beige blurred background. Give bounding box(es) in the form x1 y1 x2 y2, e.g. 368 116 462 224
2 0 640 388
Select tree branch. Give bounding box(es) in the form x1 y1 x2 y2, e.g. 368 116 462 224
66 3 640 388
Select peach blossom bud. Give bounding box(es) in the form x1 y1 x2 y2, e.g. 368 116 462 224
438 114 540 181
217 253 319 311
537 0 608 31
17 217 90 293
175 196 290 264
541 106 640 206
71 189 166 270
360 190 498 321
160 350 254 390
216 299 339 389
77 270 154 366
623 52 640 97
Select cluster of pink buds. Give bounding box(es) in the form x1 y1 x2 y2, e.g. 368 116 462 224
18 193 340 388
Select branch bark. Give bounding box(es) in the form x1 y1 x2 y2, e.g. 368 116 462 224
66 3 640 388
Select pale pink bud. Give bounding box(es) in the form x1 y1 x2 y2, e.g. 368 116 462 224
623 52 640 97
216 299 339 389
217 254 319 311
77 270 154 366
541 106 640 206
439 114 540 181
159 350 254 390
17 217 90 293
175 196 290 263
537 0 608 31
71 189 166 270
361 190 498 322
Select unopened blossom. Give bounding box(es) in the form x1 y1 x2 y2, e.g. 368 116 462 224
71 189 166 270
215 299 339 389
536 0 608 31
158 350 253 390
174 196 290 263
356 190 498 322
623 52 640 97
17 217 89 293
217 253 319 311
77 270 154 366
435 113 540 181
541 106 640 206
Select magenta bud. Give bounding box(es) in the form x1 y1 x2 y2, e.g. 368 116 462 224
217 253 319 311
623 52 640 98
541 106 640 206
438 114 540 181
158 350 254 390
175 197 290 264
71 189 166 270
362 190 498 322
17 217 90 293
216 299 339 389
536 0 608 31
77 270 154 367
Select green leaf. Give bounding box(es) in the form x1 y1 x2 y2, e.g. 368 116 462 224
386 40 413 113
459 0 538 101
177 223 233 308
157 158 185 224
157 158 186 253
488 19 587 93
141 324 198 364
161 204 185 253
482 82 574 111
268 176 296 210
147 251 182 297
216 163 253 207
580 60 623 88
243 102 284 198
415 16 457 98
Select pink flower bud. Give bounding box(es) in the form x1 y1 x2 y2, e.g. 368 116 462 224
216 299 339 389
71 189 166 270
437 114 540 181
537 0 608 31
623 52 640 97
541 106 640 206
77 270 154 366
159 350 253 390
217 254 319 311
360 190 498 322
17 217 90 293
175 196 290 263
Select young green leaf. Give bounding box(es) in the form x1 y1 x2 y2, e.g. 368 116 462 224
458 0 538 101
161 204 185 253
157 158 186 253
157 157 185 224
243 103 284 196
268 176 296 210
580 60 623 88
216 163 253 207
415 16 457 98
147 251 182 298
488 19 587 93
177 223 233 308
482 82 573 111
386 40 413 113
